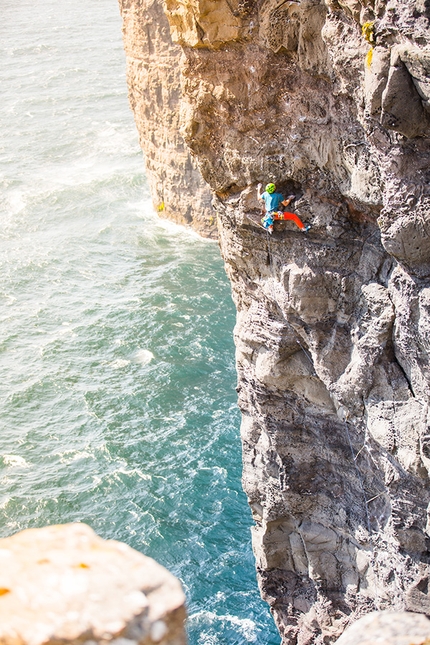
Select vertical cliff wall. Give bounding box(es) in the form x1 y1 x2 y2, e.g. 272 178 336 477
118 0 216 237
119 1 430 643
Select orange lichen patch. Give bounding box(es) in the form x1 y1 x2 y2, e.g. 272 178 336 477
75 563 90 569
0 588 11 596
37 558 50 564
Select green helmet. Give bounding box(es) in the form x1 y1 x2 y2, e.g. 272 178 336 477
265 183 276 194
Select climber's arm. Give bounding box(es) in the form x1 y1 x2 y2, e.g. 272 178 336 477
257 183 263 200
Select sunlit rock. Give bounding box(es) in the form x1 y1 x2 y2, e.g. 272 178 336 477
0 523 186 645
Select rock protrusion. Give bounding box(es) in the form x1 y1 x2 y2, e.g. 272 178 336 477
380 47 430 139
335 611 430 645
0 523 186 645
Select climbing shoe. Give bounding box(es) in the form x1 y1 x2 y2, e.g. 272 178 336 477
302 224 311 233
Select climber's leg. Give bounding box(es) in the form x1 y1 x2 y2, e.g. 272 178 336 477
275 211 307 230
261 212 275 233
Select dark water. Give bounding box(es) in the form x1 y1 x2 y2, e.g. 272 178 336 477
0 0 279 642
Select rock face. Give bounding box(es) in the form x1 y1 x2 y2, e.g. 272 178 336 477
335 611 430 645
118 0 216 237
0 523 186 645
118 0 430 643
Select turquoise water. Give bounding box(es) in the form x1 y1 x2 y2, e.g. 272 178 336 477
0 0 279 643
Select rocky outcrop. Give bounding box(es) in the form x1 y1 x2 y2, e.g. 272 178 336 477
335 611 430 645
0 523 186 645
118 0 216 237
118 1 430 643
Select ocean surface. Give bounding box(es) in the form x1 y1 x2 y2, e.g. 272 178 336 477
0 1 279 643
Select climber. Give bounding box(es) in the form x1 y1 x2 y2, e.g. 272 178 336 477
257 182 311 234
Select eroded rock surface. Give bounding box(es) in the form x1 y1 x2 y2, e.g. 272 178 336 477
119 0 430 642
118 0 215 237
0 523 186 645
335 611 430 645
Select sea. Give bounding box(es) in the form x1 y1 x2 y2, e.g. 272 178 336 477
0 0 280 643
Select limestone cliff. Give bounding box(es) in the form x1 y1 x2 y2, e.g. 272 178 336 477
118 1 430 643
118 0 216 237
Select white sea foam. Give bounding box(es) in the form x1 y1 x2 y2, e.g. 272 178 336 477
154 216 205 241
137 198 217 243
189 611 258 643
213 466 227 478
7 191 26 215
3 455 29 468
133 349 154 365
118 467 151 480
53 448 94 462
110 358 130 369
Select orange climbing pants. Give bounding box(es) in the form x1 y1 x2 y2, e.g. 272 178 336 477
274 211 306 230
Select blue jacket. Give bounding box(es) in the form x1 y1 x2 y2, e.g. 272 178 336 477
261 191 284 212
